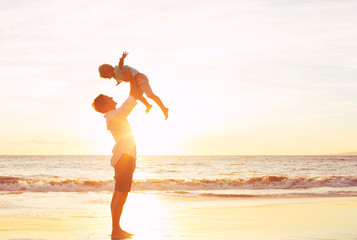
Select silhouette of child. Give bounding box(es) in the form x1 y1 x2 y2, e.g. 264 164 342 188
98 52 169 120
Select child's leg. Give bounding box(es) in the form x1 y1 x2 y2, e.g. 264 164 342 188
139 96 152 114
148 94 169 120
135 73 169 119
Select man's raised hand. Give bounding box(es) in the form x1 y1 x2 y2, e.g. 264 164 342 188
122 68 133 82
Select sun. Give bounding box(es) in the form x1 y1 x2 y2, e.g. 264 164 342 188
129 107 175 155
85 97 193 156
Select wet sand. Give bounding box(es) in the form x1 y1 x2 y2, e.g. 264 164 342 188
1 192 357 240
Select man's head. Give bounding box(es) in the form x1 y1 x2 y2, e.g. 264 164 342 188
98 64 115 79
92 94 117 114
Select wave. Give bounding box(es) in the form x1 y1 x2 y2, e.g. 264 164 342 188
0 176 114 192
197 191 357 198
133 176 357 191
1 175 357 192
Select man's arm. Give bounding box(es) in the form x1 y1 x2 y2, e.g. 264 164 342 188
118 51 128 70
115 74 143 118
116 96 137 119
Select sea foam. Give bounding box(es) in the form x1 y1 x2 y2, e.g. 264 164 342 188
1 175 357 192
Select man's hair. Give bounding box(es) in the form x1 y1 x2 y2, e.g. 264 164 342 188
98 64 113 77
92 94 109 114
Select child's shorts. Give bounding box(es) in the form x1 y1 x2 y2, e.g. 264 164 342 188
135 73 154 97
113 154 136 192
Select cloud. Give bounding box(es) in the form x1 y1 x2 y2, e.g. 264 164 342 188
0 0 356 155
4 140 65 145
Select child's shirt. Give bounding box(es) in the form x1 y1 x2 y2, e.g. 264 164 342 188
114 65 140 84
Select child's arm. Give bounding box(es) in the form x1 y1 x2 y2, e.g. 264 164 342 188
118 51 129 70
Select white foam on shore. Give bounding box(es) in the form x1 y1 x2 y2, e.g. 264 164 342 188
1 176 357 196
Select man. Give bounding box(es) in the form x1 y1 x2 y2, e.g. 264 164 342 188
92 69 142 239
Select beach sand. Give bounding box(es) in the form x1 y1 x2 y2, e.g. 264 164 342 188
1 192 357 240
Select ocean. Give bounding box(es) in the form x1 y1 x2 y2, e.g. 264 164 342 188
1 155 357 240
1 155 357 198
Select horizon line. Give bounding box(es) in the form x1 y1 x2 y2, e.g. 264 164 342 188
1 153 356 157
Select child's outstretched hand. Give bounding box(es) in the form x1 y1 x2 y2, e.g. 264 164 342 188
121 51 129 59
119 51 129 70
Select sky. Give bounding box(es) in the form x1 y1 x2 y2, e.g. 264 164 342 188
0 0 356 155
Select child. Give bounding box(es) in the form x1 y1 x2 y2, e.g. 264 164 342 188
98 52 169 120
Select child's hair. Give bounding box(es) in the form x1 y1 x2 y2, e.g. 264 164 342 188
92 94 109 114
98 64 113 78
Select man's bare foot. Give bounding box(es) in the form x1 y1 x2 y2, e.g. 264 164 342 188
163 107 169 120
111 229 133 239
121 229 134 236
145 104 152 114
111 231 132 239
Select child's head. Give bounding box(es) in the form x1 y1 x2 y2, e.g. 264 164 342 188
98 64 114 79
92 94 117 114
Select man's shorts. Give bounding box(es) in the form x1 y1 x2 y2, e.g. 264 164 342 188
135 73 154 97
114 154 136 192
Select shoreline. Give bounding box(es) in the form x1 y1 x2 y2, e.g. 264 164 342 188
1 192 357 240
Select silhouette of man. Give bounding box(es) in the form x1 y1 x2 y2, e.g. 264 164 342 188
92 69 142 239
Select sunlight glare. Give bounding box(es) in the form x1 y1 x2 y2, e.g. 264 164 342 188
83 111 115 155
129 107 180 155
122 193 176 239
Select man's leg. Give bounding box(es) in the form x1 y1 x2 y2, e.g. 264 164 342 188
112 154 135 239
111 191 129 238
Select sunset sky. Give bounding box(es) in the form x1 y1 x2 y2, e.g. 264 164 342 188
0 0 356 155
